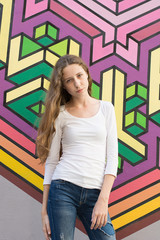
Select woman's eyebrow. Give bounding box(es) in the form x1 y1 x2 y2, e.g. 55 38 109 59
63 72 83 81
63 76 73 82
76 72 82 74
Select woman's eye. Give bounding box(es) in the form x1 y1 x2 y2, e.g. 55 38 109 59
78 74 82 77
66 79 71 83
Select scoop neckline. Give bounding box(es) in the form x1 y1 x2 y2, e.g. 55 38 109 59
64 100 102 119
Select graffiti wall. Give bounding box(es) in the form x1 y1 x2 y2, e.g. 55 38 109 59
1 0 160 239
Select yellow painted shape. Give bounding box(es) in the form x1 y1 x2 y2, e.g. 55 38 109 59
102 69 113 102
6 78 42 102
125 111 134 127
115 69 145 155
149 47 160 114
102 68 145 155
69 39 80 56
46 50 59 67
0 0 13 63
43 78 50 90
8 36 44 76
112 196 160 230
1 149 43 191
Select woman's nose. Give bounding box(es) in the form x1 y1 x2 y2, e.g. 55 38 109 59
74 78 80 88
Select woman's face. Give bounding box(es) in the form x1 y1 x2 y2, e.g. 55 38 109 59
62 64 89 98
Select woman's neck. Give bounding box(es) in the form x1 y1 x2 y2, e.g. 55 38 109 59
68 95 94 108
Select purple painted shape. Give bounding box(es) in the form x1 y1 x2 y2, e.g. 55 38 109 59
0 69 37 139
4 0 159 186
6 0 91 137
89 35 160 187
158 141 160 168
12 1 91 65
114 120 158 187
90 34 160 85
138 104 146 114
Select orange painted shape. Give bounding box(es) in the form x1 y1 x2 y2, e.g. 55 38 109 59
109 182 160 217
109 169 160 203
0 135 44 175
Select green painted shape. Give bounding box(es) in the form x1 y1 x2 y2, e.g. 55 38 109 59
7 90 46 128
125 111 134 127
127 125 144 136
118 156 122 169
138 85 147 100
92 83 100 99
21 36 42 57
119 142 143 163
48 25 57 39
31 103 40 113
151 112 160 124
126 85 135 99
49 39 68 56
0 62 5 68
137 112 146 128
10 63 52 84
37 37 54 46
41 104 45 114
126 97 144 112
35 24 46 38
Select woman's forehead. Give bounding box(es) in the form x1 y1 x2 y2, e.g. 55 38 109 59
62 64 85 77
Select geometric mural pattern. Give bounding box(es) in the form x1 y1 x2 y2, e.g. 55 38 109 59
1 0 160 239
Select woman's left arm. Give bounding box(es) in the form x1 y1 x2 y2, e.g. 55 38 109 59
91 102 118 230
90 174 115 230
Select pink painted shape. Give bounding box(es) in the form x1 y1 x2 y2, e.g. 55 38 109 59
0 119 35 154
119 0 147 12
116 38 138 66
57 0 114 43
131 21 160 41
109 169 160 204
25 0 48 19
92 36 114 62
50 1 100 37
117 9 160 45
96 0 116 12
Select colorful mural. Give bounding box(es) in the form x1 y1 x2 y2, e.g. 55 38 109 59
1 0 160 239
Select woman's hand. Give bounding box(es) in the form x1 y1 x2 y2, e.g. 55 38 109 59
41 210 51 240
90 197 108 230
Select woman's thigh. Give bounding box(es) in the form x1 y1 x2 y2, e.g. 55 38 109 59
77 189 116 240
47 180 77 240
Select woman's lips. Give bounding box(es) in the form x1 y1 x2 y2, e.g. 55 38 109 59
76 88 83 93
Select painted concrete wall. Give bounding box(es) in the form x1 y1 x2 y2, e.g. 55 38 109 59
1 0 160 239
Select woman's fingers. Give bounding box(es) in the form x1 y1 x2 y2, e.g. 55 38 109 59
42 213 51 240
46 221 51 238
91 214 107 230
44 223 51 240
103 214 108 227
98 215 105 229
94 215 101 229
90 214 96 230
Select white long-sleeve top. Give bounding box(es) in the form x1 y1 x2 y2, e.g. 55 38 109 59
43 100 118 189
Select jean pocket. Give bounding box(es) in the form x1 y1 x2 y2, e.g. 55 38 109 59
99 216 115 238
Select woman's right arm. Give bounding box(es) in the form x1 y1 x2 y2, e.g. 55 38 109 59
41 114 63 239
41 184 51 240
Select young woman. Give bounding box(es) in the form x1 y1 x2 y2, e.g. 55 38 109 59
36 55 118 240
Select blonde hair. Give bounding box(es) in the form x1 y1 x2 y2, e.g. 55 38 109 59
36 55 92 163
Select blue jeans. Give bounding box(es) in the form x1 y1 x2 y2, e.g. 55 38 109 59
47 179 116 240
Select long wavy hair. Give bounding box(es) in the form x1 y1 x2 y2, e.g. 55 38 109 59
36 55 92 164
